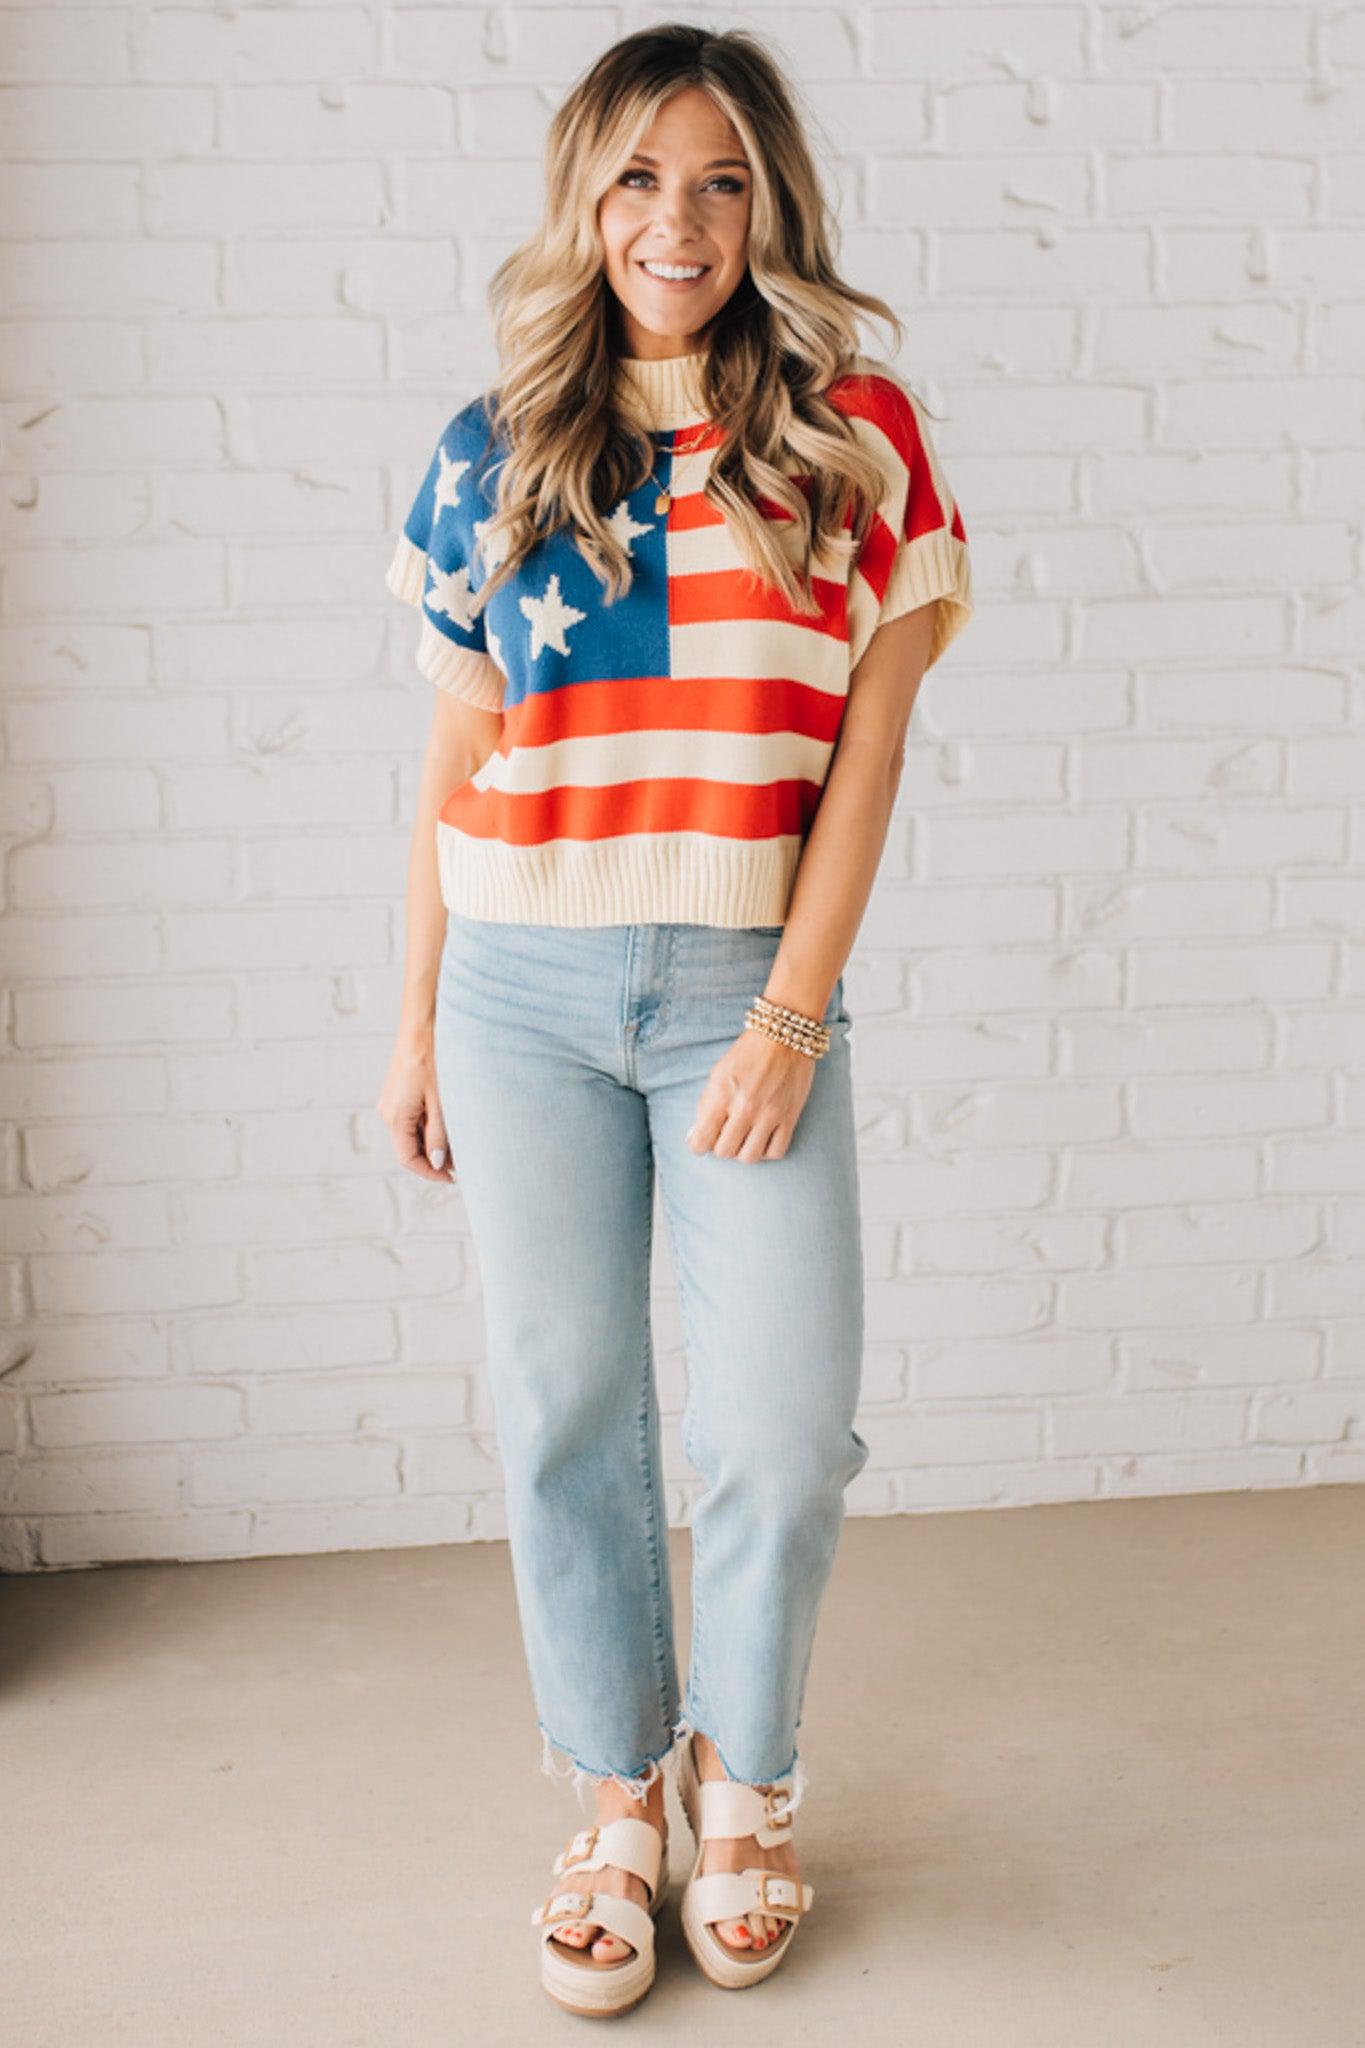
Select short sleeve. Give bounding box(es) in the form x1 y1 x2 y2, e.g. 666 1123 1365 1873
844 369 974 677
386 413 506 713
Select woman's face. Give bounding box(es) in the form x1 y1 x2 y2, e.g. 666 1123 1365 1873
598 86 752 359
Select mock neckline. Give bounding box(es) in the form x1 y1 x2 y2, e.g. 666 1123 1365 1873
611 348 710 432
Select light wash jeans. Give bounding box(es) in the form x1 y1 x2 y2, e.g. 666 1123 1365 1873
433 913 870 1815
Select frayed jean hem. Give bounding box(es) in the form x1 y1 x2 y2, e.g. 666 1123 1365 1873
539 1714 686 1813
539 1705 808 1823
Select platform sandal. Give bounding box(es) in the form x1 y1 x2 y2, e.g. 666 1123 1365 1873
530 1814 669 2019
677 1731 814 1989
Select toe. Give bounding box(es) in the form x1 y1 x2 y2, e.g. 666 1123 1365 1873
591 1932 631 1962
717 1917 752 1948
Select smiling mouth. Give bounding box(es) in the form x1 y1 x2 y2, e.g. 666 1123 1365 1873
637 261 711 283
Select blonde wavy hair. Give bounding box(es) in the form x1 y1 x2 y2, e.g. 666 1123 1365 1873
468 21 908 623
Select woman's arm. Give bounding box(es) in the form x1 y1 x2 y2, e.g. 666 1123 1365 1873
395 691 503 1051
762 595 941 1019
685 597 940 1163
376 690 504 1180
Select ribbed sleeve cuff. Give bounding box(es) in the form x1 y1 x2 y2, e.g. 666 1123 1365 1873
387 533 505 710
877 526 974 671
385 532 428 606
417 617 505 712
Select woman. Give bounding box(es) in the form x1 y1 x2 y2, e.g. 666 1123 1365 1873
376 22 972 2017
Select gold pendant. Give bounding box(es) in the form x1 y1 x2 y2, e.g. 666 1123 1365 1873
654 491 671 514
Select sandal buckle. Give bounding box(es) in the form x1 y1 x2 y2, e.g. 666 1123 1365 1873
763 1788 794 1830
756 1870 798 1915
540 1889 593 1924
561 1823 599 1866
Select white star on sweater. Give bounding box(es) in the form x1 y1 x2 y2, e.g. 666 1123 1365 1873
425 559 480 634
605 498 654 553
473 515 509 572
433 446 470 518
520 571 587 659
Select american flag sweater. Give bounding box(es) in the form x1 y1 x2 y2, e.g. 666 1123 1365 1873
386 349 973 928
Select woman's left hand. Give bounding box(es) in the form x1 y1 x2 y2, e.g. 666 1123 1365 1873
686 1027 818 1162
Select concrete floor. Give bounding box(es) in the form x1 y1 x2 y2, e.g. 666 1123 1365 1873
4 1486 1363 2048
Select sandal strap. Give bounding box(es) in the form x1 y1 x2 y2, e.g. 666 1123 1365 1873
551 1816 664 1904
532 1888 657 1953
694 1776 797 1849
687 1867 814 1923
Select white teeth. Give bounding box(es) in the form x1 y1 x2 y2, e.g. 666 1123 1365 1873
642 261 706 280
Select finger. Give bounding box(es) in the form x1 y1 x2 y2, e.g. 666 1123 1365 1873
423 1098 454 1177
718 1107 780 1163
741 1116 785 1164
685 1090 727 1154
710 1114 745 1159
394 1109 450 1183
392 1118 428 1175
708 1093 757 1157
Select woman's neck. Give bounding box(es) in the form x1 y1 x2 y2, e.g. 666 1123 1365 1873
611 347 709 431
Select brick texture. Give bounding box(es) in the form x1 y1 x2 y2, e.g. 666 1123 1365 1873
2 3 1363 1572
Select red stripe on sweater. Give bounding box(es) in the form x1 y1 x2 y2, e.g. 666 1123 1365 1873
667 482 809 530
669 565 848 635
439 776 823 844
502 672 847 748
829 371 954 547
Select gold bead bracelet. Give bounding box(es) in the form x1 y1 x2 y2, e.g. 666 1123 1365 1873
744 993 832 1060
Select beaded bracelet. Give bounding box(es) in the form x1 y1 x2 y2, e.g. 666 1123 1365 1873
743 993 832 1060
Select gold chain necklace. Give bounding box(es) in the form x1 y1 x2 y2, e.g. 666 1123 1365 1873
646 437 672 515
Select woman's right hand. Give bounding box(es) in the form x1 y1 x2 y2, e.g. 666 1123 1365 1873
376 1037 456 1182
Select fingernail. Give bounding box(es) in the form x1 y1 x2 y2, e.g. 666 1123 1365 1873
429 1147 446 1169
685 1126 696 1143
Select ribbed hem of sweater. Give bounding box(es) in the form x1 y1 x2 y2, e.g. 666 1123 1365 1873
611 348 710 431
435 821 803 927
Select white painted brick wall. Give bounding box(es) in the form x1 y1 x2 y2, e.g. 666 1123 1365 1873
2 2 1363 1573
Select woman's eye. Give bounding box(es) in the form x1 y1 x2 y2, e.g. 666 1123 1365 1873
620 170 745 194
